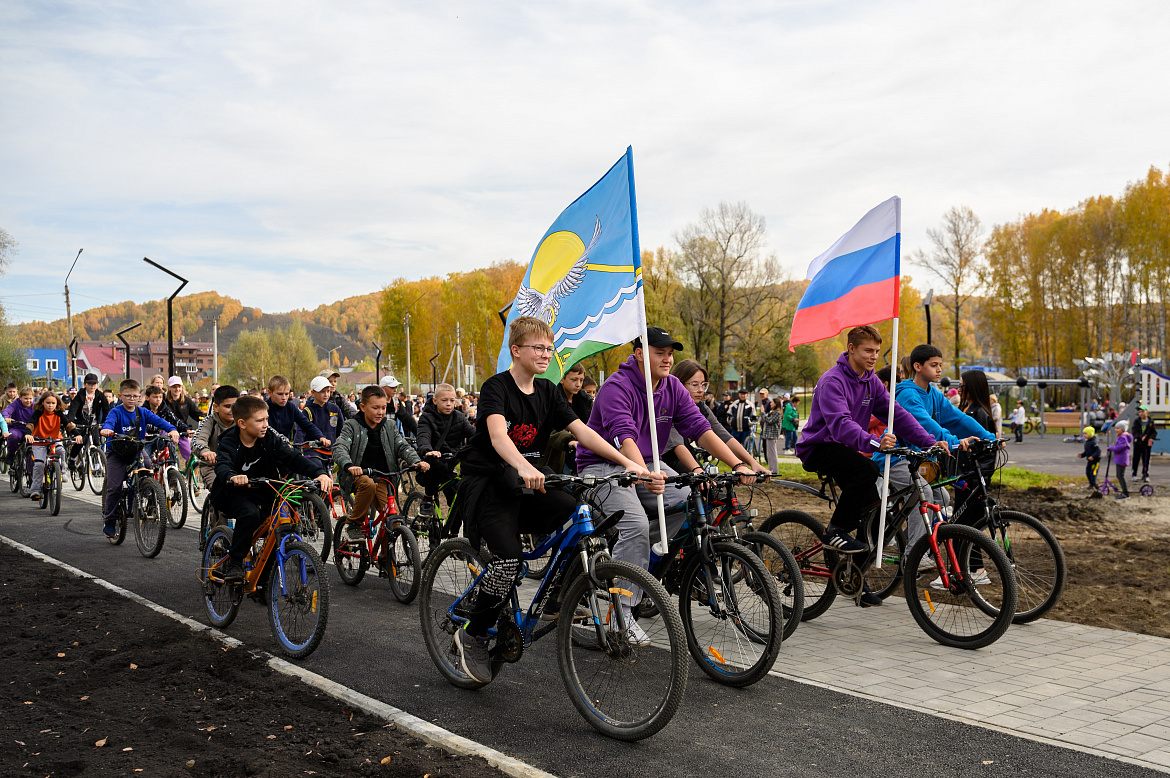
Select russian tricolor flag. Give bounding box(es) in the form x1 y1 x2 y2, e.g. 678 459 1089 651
789 196 901 351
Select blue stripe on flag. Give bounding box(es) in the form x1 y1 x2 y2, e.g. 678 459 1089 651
796 234 899 310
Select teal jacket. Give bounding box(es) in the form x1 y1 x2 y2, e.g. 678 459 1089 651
333 417 420 492
874 379 994 465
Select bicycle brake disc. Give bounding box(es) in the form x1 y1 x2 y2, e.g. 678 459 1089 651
832 558 863 597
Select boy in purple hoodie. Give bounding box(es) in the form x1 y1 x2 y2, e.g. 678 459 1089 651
578 326 757 645
797 326 938 558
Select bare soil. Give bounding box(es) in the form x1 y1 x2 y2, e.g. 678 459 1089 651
748 481 1170 640
0 543 505 778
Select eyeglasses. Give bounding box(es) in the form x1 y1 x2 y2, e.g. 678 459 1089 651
518 345 555 356
685 380 710 391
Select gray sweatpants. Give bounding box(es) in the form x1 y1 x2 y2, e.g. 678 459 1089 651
877 459 949 553
580 460 691 605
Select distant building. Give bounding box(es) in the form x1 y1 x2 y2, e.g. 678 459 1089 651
24 348 69 389
75 338 216 385
73 343 145 388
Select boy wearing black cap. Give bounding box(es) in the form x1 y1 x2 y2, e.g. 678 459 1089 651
65 373 110 469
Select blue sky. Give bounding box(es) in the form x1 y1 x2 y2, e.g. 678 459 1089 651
2 1 1167 325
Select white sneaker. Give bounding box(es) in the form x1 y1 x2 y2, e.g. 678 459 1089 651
917 555 936 574
620 608 651 647
969 570 991 586
929 575 946 590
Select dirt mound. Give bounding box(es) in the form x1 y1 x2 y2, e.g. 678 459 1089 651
0 544 504 778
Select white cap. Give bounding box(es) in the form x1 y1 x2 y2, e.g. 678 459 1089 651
167 376 183 386
379 375 401 388
309 376 331 392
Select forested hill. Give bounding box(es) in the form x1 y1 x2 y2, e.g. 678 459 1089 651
15 290 381 363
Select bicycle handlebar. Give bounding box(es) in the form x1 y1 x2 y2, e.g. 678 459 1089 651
544 471 643 489
359 464 423 479
244 476 322 492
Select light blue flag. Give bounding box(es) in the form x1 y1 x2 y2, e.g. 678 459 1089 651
496 147 645 382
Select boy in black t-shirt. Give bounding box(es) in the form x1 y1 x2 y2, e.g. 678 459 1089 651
450 316 657 685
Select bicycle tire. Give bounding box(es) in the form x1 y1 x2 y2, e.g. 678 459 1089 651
165 467 189 529
973 510 1065 624
200 527 241 628
87 447 106 495
402 491 441 555
676 540 782 687
758 509 838 620
267 539 329 659
133 476 168 558
49 462 63 516
295 492 332 562
418 539 505 690
869 527 907 600
741 530 804 640
69 453 86 491
386 523 422 604
332 517 368 586
37 463 49 509
8 455 19 493
903 524 1018 649
111 501 128 545
20 450 33 498
557 560 688 741
521 533 553 580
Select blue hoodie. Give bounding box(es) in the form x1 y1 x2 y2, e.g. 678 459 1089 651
874 378 995 464
796 353 934 461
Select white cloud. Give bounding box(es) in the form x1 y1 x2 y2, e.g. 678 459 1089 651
1 0 1168 323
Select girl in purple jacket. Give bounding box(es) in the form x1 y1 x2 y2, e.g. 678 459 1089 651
1107 420 1132 499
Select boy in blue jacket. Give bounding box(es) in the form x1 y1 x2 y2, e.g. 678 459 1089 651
266 375 329 448
100 379 179 538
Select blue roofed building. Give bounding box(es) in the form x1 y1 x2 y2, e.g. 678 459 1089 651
25 348 70 389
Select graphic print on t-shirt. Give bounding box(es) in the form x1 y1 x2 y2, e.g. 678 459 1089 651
509 422 539 449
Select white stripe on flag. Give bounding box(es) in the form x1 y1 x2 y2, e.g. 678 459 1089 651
805 196 901 279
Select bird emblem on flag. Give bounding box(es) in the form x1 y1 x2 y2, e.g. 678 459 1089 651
514 218 602 326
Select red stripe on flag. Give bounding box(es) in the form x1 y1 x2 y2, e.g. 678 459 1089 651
788 276 899 351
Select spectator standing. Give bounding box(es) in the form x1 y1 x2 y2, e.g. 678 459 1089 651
781 395 800 453
1131 405 1157 482
726 388 755 446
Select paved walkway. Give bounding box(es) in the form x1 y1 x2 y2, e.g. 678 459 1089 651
777 597 1170 772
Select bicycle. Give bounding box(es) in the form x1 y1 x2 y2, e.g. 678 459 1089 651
9 432 32 497
762 445 1019 649
297 442 353 526
105 433 170 558
702 471 805 640
332 465 423 604
198 477 330 659
418 471 688 741
182 444 210 515
29 436 65 516
66 421 104 494
627 470 784 687
147 436 189 530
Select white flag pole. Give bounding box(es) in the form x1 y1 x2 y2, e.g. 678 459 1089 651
874 315 898 570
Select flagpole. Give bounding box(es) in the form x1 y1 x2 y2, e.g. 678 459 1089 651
874 316 898 570
625 147 670 555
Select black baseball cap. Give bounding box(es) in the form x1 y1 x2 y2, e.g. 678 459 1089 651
633 327 683 352
84 373 99 384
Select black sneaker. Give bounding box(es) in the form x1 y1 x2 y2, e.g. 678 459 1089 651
453 627 492 684
103 520 117 538
1115 494 1130 501
859 583 882 607
418 500 435 519
222 558 246 584
821 527 868 555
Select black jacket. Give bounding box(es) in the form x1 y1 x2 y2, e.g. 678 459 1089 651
211 427 325 501
395 399 418 437
1133 417 1159 447
165 394 203 426
65 389 110 430
416 404 474 455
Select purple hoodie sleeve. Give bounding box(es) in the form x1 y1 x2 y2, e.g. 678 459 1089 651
597 381 642 449
871 380 935 449
815 374 880 452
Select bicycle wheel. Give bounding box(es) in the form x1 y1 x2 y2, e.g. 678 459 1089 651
903 524 1017 649
759 509 838 620
868 527 907 600
418 539 505 690
401 491 438 552
386 523 422 604
557 560 688 741
676 540 782 687
8 454 19 493
20 451 33 497
165 467 189 529
69 452 86 491
332 517 368 586
188 466 208 514
87 447 106 495
111 500 128 545
37 464 49 509
521 533 553 580
48 462 63 516
132 477 168 558
267 539 329 659
294 492 332 561
973 510 1065 624
741 530 804 640
200 527 240 627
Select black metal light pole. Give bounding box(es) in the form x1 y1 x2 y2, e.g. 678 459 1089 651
116 322 143 379
143 258 188 378
371 341 384 383
64 248 83 389
68 337 78 388
923 288 934 345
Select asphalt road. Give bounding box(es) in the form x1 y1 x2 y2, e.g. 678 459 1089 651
1 485 1163 778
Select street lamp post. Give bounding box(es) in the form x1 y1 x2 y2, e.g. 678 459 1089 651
143 258 188 378
115 322 143 379
64 249 83 388
923 288 934 346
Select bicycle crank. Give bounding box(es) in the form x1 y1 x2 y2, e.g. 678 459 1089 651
832 557 863 597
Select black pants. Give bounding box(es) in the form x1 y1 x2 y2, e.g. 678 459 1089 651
418 456 458 504
1132 444 1151 478
802 442 879 533
214 486 276 562
465 468 575 636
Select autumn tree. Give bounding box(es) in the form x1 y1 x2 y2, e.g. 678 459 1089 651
224 329 273 388
0 227 29 385
913 206 985 376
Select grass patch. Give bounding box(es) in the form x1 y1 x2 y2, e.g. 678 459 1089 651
991 467 1077 490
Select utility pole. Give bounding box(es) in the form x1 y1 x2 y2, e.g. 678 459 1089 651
404 313 412 395
213 320 219 383
143 258 187 378
455 321 463 392
64 249 83 388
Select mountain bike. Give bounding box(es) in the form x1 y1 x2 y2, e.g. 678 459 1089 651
10 432 32 497
147 436 189 530
419 471 688 741
182 446 209 515
762 445 1019 649
298 442 352 525
628 470 783 687
198 477 330 659
30 436 65 516
332 465 423 603
105 434 170 557
66 421 103 493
